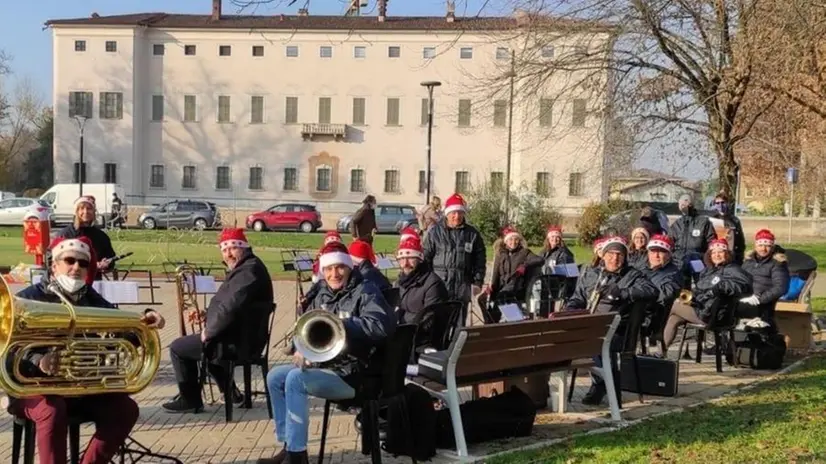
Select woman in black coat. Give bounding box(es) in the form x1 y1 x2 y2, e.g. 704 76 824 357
662 238 752 348
627 226 650 271
739 229 789 330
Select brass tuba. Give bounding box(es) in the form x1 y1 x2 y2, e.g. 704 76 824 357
175 264 204 336
291 309 347 364
0 278 161 398
678 289 693 304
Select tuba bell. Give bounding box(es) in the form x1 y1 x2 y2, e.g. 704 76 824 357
0 278 161 398
678 289 693 304
291 309 347 364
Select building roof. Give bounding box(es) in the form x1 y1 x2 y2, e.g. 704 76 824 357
614 168 688 181
44 12 612 33
618 178 699 194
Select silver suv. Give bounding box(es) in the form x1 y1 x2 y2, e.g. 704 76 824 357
138 200 221 230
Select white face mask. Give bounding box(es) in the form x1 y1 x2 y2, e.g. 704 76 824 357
55 274 86 295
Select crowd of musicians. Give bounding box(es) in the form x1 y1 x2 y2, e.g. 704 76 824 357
4 190 792 464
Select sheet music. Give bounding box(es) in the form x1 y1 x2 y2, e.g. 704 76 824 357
92 281 139 304
551 263 580 277
376 257 395 270
690 260 705 273
193 275 217 294
294 259 313 271
499 303 525 322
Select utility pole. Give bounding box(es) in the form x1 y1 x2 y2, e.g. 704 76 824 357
420 81 442 205
74 115 88 197
504 50 515 222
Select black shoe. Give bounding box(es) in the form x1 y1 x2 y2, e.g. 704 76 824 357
257 447 287 464
286 451 309 464
231 386 244 405
581 382 607 405
162 396 204 413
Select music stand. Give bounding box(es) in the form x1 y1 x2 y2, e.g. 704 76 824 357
117 435 183 464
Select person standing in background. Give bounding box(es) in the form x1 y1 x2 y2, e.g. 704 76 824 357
418 196 442 236
350 195 377 244
57 196 116 280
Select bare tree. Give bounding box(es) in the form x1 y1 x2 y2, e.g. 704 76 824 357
0 77 45 188
470 0 777 197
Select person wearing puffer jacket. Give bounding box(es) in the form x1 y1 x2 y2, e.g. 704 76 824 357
485 226 544 304
627 227 650 271
738 229 789 331
662 239 752 348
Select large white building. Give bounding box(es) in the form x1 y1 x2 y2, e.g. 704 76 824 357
47 1 613 213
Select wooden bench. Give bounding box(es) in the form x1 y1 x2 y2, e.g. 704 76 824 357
409 313 621 457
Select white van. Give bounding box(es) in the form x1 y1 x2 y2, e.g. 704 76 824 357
40 183 124 225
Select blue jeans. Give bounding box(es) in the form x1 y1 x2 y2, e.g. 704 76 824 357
266 364 356 452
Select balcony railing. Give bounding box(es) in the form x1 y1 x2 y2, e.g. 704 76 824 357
301 123 347 141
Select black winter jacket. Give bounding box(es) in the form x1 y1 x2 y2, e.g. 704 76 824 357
541 245 575 266
204 250 274 361
396 262 449 324
566 264 658 341
742 246 790 320
693 262 752 324
423 219 486 302
310 271 396 383
669 211 716 266
642 261 682 310
627 250 648 271
56 224 117 278
490 242 544 301
356 260 392 292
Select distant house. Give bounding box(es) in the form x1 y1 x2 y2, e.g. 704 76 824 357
610 169 700 203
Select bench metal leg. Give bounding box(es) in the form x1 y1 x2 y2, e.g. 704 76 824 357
549 371 567 413
445 374 468 457
601 342 622 422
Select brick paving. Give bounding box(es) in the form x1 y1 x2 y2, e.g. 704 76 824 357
0 279 784 463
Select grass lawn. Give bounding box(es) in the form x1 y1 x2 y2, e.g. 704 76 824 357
489 355 826 464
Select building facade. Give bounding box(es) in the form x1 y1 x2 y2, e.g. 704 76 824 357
48 5 613 213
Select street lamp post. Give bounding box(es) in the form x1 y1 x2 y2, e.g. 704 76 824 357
73 115 88 197
420 81 442 205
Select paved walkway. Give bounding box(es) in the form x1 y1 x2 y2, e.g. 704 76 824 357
0 280 788 463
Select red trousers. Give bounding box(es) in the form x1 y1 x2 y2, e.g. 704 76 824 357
11 394 139 464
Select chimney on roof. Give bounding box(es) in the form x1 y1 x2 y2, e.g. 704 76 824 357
513 8 531 26
446 0 455 22
211 0 222 21
279 13 285 21
298 8 309 16
378 0 387 22
91 12 100 18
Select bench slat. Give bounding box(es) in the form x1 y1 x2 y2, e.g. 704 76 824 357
460 313 614 341
461 323 609 355
456 340 603 377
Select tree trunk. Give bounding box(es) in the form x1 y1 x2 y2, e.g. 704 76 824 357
714 141 738 200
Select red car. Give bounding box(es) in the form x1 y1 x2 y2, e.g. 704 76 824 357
246 203 322 233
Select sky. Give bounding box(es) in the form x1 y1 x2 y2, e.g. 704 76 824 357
1 0 712 180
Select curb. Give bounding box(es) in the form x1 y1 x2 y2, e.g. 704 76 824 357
469 351 822 463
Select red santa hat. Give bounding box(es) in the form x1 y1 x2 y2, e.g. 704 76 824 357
546 226 563 238
647 234 673 253
324 230 342 245
709 238 729 252
397 237 424 260
73 196 96 209
443 193 467 215
319 241 353 269
399 227 419 242
601 235 628 255
348 239 377 265
502 225 520 242
755 229 775 247
593 237 607 253
219 228 250 252
49 236 97 284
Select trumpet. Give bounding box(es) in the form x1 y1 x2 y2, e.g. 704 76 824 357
678 289 693 304
586 269 607 314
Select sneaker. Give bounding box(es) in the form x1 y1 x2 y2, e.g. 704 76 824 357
162 396 204 414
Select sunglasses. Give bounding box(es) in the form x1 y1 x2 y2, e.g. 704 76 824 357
62 257 90 268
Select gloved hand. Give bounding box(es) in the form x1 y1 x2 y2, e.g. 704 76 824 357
739 295 760 306
482 284 492 295
601 286 627 302
515 265 526 276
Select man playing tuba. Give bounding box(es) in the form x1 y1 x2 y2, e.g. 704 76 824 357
7 237 165 464
260 241 395 464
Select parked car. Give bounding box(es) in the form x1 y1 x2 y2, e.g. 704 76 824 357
0 198 53 225
138 200 221 230
601 208 670 238
336 203 419 234
246 203 322 233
